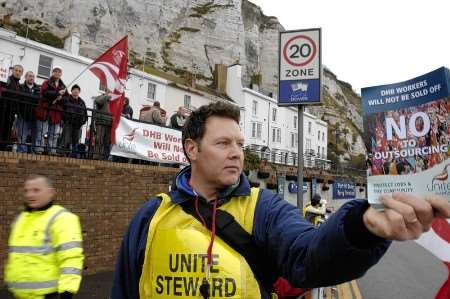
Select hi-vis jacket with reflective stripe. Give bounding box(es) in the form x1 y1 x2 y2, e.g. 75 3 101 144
303 204 326 226
5 204 84 299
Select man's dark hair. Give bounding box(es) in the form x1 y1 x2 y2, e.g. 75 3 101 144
182 101 240 162
311 193 321 206
71 84 81 91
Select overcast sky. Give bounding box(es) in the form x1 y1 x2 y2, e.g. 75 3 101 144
250 0 449 94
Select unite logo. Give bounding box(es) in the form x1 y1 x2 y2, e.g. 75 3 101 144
427 163 450 195
112 50 126 66
432 164 450 184
123 128 139 144
118 127 138 152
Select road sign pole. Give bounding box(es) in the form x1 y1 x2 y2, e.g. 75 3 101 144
297 105 304 209
278 28 321 210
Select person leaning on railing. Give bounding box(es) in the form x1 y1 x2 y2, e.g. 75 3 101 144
34 66 68 155
15 71 41 153
0 64 23 151
92 91 113 160
61 84 87 157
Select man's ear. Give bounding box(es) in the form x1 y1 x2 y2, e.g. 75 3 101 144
184 139 199 161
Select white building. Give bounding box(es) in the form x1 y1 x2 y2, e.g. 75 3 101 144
0 28 328 167
0 28 168 119
227 64 329 167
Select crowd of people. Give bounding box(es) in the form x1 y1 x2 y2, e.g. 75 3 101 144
0 64 189 160
138 101 188 129
0 64 94 157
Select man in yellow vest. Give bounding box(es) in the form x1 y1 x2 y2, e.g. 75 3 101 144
111 101 450 299
4 175 84 299
303 194 326 226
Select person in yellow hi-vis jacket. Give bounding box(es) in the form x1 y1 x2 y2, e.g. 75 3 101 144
303 194 326 226
4 174 84 299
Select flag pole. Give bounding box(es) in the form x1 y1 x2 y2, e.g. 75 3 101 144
65 64 93 89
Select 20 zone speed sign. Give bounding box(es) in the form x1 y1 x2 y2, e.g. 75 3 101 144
278 28 321 105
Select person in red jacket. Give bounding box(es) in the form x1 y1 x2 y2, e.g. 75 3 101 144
34 66 67 154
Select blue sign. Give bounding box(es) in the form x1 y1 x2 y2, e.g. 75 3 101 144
333 181 356 200
288 182 308 193
361 67 450 114
278 29 322 106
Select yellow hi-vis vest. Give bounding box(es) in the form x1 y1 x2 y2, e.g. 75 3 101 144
5 204 84 299
139 187 264 299
303 204 323 226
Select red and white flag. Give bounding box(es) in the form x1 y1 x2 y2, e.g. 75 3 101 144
88 36 128 144
416 219 450 299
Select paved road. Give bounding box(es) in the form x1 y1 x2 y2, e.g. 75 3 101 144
357 240 447 299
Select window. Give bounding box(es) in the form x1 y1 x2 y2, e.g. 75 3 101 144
184 95 191 108
290 133 297 148
318 146 320 156
318 130 320 140
252 122 262 139
306 138 311 151
294 116 297 129
37 55 52 78
322 147 325 158
272 127 281 143
308 122 312 134
147 83 156 100
272 108 277 122
322 132 325 141
252 100 258 115
257 123 262 139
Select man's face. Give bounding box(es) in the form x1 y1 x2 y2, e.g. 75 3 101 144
52 69 62 79
188 116 244 188
12 66 23 79
24 178 55 209
25 72 35 85
71 88 80 97
181 107 188 116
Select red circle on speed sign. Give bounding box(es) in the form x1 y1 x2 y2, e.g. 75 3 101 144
283 35 317 67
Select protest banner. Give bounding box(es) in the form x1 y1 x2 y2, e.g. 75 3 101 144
362 67 450 207
110 117 188 164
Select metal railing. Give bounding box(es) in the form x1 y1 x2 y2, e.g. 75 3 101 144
244 147 332 169
244 147 366 177
0 89 113 159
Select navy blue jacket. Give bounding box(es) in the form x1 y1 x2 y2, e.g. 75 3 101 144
111 167 390 298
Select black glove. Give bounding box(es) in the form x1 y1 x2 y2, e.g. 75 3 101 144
44 292 73 299
59 292 74 299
